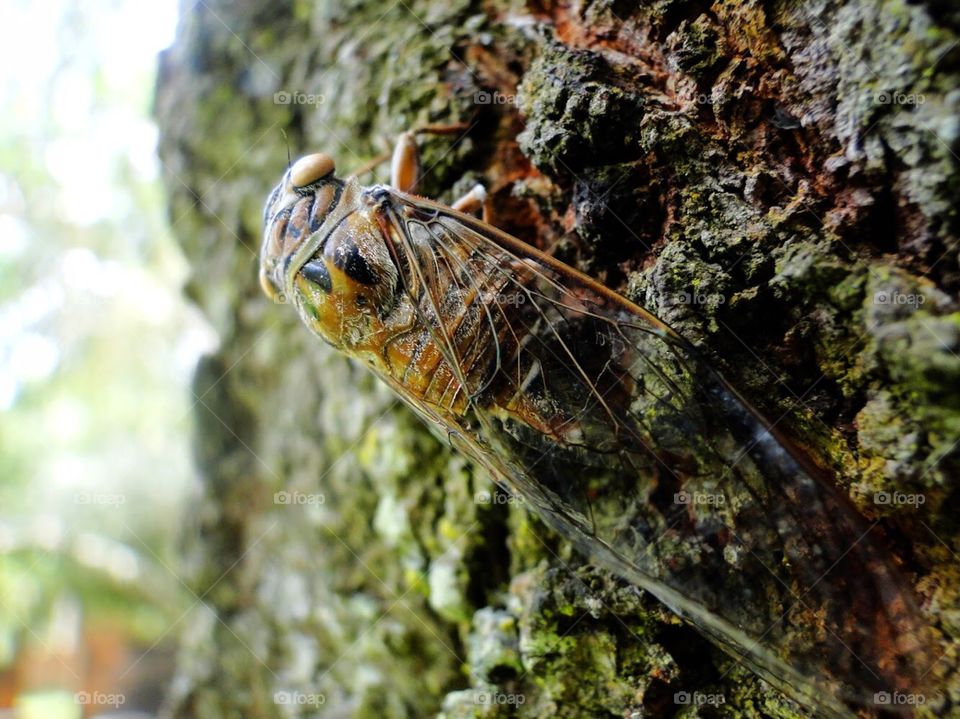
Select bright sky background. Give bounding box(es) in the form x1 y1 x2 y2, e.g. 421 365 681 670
0 1 215 714
0 0 187 403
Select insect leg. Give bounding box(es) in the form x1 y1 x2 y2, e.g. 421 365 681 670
450 183 489 221
390 123 472 193
389 131 418 193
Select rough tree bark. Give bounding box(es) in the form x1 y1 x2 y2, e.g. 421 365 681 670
154 0 959 717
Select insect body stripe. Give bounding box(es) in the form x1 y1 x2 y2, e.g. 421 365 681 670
260 158 934 718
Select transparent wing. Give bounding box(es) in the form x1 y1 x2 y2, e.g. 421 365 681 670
375 191 932 718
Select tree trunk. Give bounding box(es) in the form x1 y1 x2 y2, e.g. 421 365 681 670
154 0 959 716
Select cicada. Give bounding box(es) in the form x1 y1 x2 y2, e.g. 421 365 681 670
259 128 931 718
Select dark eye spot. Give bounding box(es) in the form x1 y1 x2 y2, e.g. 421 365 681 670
325 236 378 286
300 258 333 293
355 294 367 308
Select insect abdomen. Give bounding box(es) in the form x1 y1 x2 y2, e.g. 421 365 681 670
376 250 532 417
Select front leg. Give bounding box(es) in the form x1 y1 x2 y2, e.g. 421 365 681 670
389 123 471 194
390 131 420 194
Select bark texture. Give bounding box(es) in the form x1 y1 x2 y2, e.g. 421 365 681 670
155 0 959 716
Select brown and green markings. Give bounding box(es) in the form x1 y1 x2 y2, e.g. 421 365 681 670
259 128 933 719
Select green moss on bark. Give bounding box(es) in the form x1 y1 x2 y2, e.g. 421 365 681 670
156 0 959 716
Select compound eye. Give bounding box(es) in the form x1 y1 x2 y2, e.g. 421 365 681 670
290 153 335 188
300 258 333 293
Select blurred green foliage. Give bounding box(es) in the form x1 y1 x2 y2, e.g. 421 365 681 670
0 0 210 705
